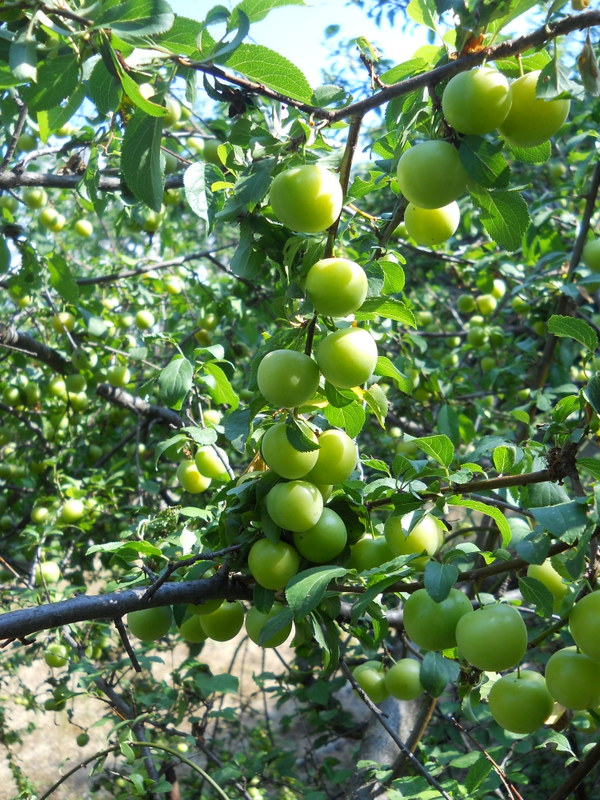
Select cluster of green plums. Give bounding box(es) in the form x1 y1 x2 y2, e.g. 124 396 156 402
396 67 570 247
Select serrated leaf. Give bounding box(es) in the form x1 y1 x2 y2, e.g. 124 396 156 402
407 0 438 30
47 254 79 303
493 445 516 474
518 576 554 617
86 540 162 557
121 110 164 211
414 434 453 467
470 187 530 251
158 357 193 410
374 356 412 394
424 561 459 602
92 0 175 38
530 501 588 544
363 384 388 427
86 57 122 115
537 58 576 100
324 382 356 408
323 400 365 438
459 136 510 189
285 416 319 452
21 53 79 111
547 315 598 352
509 140 551 163
448 497 511 547
420 651 459 697
285 566 347 620
222 43 312 102
203 362 239 409
355 297 416 326
151 15 203 55
585 374 600 415
183 161 208 221
577 457 600 480
231 0 306 25
379 260 405 293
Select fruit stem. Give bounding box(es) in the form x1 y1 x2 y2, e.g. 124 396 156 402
304 314 318 356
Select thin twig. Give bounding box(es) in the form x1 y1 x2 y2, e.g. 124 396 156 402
113 616 142 673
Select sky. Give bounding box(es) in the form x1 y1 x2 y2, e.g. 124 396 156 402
167 0 427 86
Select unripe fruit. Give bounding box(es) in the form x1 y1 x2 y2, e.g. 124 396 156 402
455 603 527 671
107 365 130 387
199 601 245 641
349 536 394 571
248 539 301 590
293 508 348 563
545 647 600 709
403 588 473 651
404 202 460 246
76 733 90 747
384 659 423 700
316 327 377 389
23 188 47 209
127 606 173 641
74 219 93 237
39 207 59 229
488 670 554 734
195 446 229 479
59 499 85 524
245 602 292 647
582 239 600 273
44 643 69 668
270 165 343 234
265 480 323 532
396 140 468 209
35 561 61 585
65 374 86 393
353 661 389 704
178 614 208 643
135 310 155 329
52 312 75 334
261 421 319 479
457 294 476 313
384 512 444 568
257 349 320 408
442 68 512 135
476 294 497 315
176 460 211 493
305 428 358 485
569 591 600 661
305 258 368 317
499 71 570 148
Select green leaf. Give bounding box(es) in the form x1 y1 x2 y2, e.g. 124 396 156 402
355 297 416 326
87 540 162 557
470 187 530 251
420 651 459 697
374 356 412 394
285 416 319 452
424 561 459 602
183 161 208 221
203 362 239 409
363 384 388 427
530 501 588 544
379 259 405 293
447 497 511 547
285 565 347 620
459 137 510 189
151 16 203 56
231 0 306 25
584 374 600 415
509 140 551 164
465 755 493 795
87 57 122 115
158 357 193 410
92 0 175 38
324 383 356 408
577 457 600 480
222 44 313 103
0 236 10 274
518 576 554 617
193 672 239 695
121 110 164 211
537 58 577 100
547 315 598 353
47 254 79 304
493 445 516 474
414 434 453 467
9 36 36 82
323 400 365 438
258 607 294 646
309 610 340 674
224 407 251 453
21 54 79 111
407 0 439 30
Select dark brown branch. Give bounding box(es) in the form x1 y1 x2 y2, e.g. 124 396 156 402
113 615 142 672
529 159 600 394
0 575 251 641
0 99 28 171
179 11 600 123
142 545 243 601
96 383 184 429
547 739 600 800
0 324 71 373
325 113 363 258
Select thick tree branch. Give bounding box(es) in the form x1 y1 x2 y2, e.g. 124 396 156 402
96 383 184 429
0 324 71 373
0 170 183 192
547 739 600 800
0 575 251 641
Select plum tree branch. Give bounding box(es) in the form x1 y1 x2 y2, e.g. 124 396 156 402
0 324 71 373
178 11 600 123
0 574 252 641
96 383 185 429
0 170 184 192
